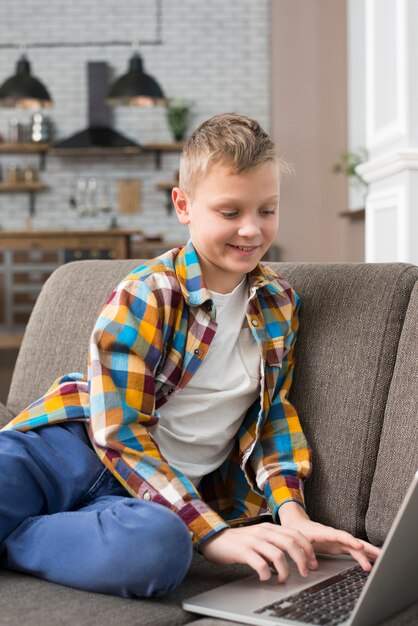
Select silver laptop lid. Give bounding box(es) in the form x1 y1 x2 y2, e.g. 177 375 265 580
349 471 418 626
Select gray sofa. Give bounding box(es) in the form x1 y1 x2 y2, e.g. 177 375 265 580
0 259 417 626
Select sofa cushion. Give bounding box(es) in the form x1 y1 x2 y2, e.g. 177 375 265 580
0 554 250 626
366 281 418 545
273 262 418 541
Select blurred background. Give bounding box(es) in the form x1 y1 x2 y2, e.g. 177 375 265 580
0 0 417 401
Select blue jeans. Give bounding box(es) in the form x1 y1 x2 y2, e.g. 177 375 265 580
0 421 192 597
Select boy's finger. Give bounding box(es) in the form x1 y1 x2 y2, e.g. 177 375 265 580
336 530 364 548
245 550 273 582
356 540 381 556
252 542 291 582
268 526 318 564
260 532 312 577
348 549 373 572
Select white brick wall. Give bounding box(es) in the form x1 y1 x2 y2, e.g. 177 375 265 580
0 0 271 240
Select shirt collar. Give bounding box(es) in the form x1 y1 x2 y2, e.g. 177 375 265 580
174 239 287 306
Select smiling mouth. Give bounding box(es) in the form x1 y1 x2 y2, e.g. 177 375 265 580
228 244 260 251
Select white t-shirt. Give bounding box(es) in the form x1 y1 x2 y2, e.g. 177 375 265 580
149 277 261 487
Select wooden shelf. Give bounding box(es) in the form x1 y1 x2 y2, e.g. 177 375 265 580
50 145 142 157
0 334 24 349
0 182 48 215
143 142 184 169
50 142 183 159
0 141 183 170
0 142 50 170
339 208 365 219
0 182 48 193
143 142 184 152
156 181 177 214
0 142 50 154
156 181 177 191
0 141 183 156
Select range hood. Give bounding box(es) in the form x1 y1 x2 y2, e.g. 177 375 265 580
53 61 141 154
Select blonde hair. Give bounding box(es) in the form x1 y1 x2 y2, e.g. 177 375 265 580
179 113 290 196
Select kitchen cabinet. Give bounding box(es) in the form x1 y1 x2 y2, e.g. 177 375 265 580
0 230 182 348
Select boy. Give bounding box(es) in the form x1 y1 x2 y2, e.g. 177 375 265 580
0 114 379 598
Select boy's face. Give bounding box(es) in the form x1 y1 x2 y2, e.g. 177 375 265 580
172 162 280 293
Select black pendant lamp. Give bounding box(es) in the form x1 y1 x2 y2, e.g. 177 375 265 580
0 54 53 108
107 52 165 107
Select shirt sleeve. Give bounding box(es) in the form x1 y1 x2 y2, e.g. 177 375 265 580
249 290 312 519
88 277 228 544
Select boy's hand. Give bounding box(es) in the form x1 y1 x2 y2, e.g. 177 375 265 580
198 524 319 583
279 502 381 572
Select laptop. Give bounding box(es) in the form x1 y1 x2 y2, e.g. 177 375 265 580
183 472 418 626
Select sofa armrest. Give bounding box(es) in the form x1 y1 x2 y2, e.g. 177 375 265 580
0 402 14 428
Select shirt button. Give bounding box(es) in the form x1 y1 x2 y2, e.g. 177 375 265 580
143 491 152 501
189 530 193 539
206 302 213 312
251 319 259 327
194 348 201 356
167 388 174 395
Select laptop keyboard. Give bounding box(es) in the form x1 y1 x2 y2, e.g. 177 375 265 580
254 564 369 625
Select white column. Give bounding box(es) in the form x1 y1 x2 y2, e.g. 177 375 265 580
356 0 418 263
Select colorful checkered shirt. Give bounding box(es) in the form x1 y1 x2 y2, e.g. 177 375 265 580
3 241 312 545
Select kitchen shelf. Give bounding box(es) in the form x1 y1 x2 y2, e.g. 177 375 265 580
0 182 48 216
144 142 184 151
50 145 142 157
1 141 183 170
0 141 184 216
143 142 184 169
339 208 365 219
156 181 177 191
156 181 177 214
49 141 183 169
0 142 50 170
0 142 50 154
0 182 48 192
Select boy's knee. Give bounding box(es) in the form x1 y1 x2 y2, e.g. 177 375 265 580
99 499 193 597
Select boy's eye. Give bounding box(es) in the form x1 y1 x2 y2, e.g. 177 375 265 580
260 208 277 215
220 211 239 218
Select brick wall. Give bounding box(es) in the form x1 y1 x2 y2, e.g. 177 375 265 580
0 0 271 240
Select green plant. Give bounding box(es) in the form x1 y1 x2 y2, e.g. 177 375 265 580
165 98 193 141
333 148 368 189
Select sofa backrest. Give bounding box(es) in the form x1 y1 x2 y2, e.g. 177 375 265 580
365 280 418 545
270 262 418 541
6 259 418 543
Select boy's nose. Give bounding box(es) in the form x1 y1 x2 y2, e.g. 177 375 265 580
237 219 261 237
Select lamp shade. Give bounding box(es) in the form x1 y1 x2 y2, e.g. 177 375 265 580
0 54 53 108
107 52 165 106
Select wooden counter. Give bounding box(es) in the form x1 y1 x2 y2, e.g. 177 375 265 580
0 230 183 348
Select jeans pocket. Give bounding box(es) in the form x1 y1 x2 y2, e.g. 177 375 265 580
74 466 128 509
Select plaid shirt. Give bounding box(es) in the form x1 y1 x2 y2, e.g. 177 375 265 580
3 241 311 545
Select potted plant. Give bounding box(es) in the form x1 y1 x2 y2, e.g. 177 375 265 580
333 148 368 192
165 98 193 141
333 148 369 211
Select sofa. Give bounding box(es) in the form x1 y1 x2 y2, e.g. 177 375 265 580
0 259 417 626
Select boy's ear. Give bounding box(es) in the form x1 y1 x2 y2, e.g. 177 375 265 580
172 187 191 224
